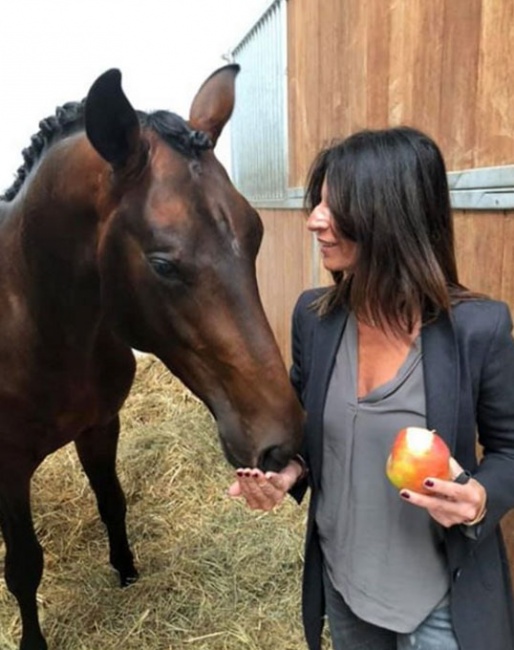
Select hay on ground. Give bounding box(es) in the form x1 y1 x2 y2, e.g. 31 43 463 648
0 355 328 650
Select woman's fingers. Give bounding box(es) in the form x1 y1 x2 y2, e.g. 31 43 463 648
229 468 287 511
449 456 464 479
228 459 304 511
400 473 487 527
227 480 242 497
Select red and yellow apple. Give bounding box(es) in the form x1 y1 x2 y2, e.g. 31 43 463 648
386 426 451 494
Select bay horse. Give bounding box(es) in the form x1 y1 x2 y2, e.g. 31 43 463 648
0 65 304 650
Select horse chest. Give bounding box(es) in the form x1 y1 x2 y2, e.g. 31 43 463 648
0 356 131 456
50 361 132 430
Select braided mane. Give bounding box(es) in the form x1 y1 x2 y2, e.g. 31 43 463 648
1 101 86 201
1 99 213 203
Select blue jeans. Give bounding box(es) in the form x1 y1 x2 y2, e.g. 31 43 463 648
322 565 459 650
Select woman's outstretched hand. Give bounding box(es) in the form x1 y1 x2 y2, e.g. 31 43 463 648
399 458 487 528
228 460 303 511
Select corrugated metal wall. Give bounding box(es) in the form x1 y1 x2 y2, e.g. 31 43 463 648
230 0 288 202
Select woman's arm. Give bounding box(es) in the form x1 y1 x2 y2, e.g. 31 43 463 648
472 302 514 537
400 302 514 538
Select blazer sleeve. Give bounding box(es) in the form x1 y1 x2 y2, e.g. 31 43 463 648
289 292 312 504
289 294 304 403
473 302 514 539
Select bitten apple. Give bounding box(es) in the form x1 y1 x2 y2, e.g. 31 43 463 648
386 426 451 494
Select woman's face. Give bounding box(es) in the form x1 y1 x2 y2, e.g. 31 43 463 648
306 179 358 273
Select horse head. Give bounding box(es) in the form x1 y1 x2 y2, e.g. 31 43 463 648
85 66 304 471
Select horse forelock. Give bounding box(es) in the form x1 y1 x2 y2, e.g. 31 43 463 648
140 110 212 159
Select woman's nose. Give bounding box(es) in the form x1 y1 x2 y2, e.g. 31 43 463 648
306 203 331 231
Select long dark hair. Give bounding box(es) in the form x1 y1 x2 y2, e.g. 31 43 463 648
305 126 478 332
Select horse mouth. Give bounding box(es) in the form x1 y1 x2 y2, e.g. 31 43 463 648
218 436 249 469
257 445 292 472
217 420 298 472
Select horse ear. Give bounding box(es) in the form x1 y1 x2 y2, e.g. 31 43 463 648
188 64 240 147
85 69 141 168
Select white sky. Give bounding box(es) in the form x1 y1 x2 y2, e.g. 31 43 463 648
0 0 269 192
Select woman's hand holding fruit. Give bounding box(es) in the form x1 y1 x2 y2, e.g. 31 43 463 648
387 427 487 528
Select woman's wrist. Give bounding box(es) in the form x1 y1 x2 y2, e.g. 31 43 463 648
290 454 308 482
462 501 487 526
462 479 487 526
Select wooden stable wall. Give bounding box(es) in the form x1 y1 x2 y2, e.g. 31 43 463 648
256 209 312 365
257 209 514 368
454 211 514 306
287 0 514 185
255 0 514 362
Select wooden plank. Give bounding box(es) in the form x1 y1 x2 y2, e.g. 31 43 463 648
338 0 369 135
388 1 446 133
318 0 345 143
475 0 514 166
365 0 392 128
321 0 391 136
439 0 482 170
409 2 445 134
288 0 322 187
257 209 310 364
388 0 414 126
501 214 514 312
453 211 505 298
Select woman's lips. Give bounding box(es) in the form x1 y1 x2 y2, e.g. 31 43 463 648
318 239 337 251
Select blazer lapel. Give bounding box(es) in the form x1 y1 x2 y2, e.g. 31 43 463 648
421 311 460 453
307 306 349 488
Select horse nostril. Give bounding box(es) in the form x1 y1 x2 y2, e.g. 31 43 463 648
257 445 290 473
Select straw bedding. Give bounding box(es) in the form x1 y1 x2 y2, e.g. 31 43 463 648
0 355 322 650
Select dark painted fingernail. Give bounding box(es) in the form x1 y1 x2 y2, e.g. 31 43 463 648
236 469 244 477
400 491 410 499
244 469 251 477
424 479 434 488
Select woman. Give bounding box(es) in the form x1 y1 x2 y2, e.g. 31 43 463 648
229 126 514 650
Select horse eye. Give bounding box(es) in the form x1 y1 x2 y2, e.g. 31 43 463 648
147 256 179 279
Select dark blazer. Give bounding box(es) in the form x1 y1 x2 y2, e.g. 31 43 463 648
290 288 514 650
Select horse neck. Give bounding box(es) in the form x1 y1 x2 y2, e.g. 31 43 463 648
11 136 111 340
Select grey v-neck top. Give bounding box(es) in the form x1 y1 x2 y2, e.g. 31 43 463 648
316 313 450 633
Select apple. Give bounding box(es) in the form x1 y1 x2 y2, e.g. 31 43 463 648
386 426 451 494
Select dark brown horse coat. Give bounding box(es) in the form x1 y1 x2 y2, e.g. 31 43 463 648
0 66 303 650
